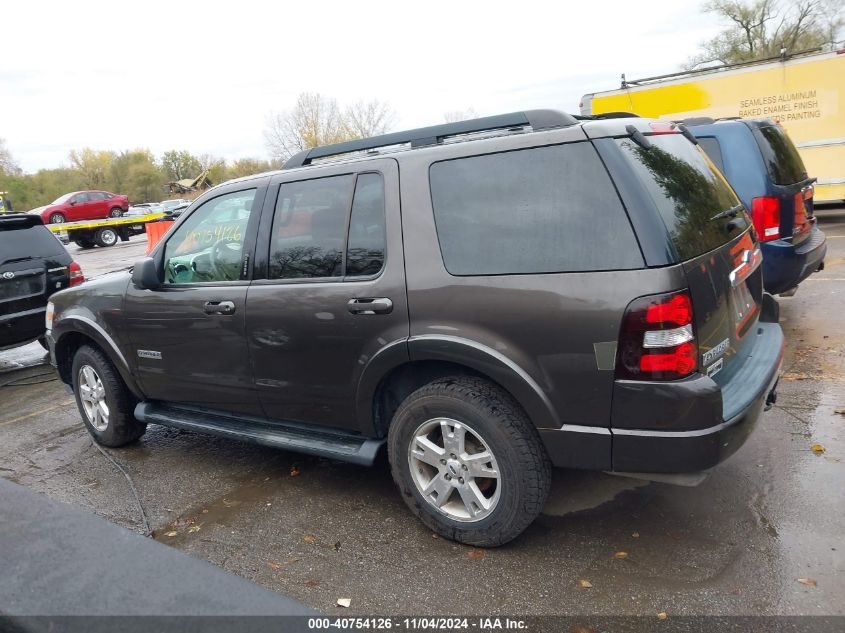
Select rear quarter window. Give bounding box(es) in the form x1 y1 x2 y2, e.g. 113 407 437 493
697 137 725 174
615 134 744 261
429 142 644 275
752 125 807 186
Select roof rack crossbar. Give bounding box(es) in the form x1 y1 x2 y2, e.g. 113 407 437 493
282 109 578 169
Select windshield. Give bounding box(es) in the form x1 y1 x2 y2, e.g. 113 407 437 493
753 124 807 186
615 133 747 261
50 193 74 205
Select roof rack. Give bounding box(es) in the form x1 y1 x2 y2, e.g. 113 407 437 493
282 109 579 169
574 111 640 120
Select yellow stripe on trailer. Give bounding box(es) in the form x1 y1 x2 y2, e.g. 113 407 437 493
46 213 166 233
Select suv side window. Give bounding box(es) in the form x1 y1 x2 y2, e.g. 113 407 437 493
346 173 386 277
697 137 726 174
429 142 643 275
163 189 256 284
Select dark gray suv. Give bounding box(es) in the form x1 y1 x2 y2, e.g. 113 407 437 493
46 111 783 546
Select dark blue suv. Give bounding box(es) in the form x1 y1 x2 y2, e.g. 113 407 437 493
686 118 826 295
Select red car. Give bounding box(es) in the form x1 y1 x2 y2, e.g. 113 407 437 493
36 191 129 224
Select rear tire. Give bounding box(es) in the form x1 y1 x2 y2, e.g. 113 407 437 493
49 213 65 224
71 345 146 447
74 237 96 249
94 227 119 247
108 207 123 218
388 376 551 547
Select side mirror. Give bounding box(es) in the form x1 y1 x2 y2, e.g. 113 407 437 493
69 200 77 205
132 257 161 290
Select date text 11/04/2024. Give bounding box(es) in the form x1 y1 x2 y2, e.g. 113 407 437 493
307 617 528 630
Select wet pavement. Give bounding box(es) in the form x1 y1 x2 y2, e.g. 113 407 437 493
1 221 843 617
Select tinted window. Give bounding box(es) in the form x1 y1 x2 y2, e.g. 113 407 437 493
697 137 725 174
269 175 354 279
346 173 386 277
753 125 807 186
429 142 643 275
615 134 744 261
163 189 256 284
72 193 90 204
0 225 66 263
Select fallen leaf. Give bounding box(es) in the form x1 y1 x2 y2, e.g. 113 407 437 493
337 598 351 608
267 561 282 570
201 509 209 514
614 551 629 559
632 532 640 538
290 465 301 477
657 612 668 620
782 373 810 381
164 531 178 537
188 525 201 533
811 443 826 454
834 409 845 416
797 578 817 587
303 535 316 543
334 541 342 552
431 533 439 539
577 579 593 588
466 549 485 561
305 579 320 588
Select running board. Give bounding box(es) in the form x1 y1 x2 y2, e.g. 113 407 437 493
134 402 384 466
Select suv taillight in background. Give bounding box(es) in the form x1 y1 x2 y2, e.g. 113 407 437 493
751 196 780 242
616 289 698 381
69 261 85 286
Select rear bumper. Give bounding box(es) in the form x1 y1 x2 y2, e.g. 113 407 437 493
761 225 826 295
540 321 784 474
0 307 45 348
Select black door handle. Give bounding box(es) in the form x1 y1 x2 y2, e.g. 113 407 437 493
347 297 393 315
203 300 236 315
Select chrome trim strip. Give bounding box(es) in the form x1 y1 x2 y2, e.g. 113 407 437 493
559 424 611 436
796 137 845 149
47 266 68 273
729 247 762 287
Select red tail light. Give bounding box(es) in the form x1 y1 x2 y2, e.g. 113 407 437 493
69 261 84 286
793 193 810 238
751 196 780 241
616 289 698 381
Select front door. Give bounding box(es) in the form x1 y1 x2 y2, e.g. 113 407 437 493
245 159 408 431
125 184 266 416
68 193 90 221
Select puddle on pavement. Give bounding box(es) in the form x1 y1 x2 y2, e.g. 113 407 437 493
542 470 650 517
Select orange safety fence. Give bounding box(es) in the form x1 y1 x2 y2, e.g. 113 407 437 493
145 220 175 254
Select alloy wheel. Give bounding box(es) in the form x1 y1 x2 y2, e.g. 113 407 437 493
78 365 110 431
408 417 500 522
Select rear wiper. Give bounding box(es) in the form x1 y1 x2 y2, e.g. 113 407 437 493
710 204 744 222
1 256 33 265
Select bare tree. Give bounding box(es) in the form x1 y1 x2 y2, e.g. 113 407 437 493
688 0 842 67
344 100 395 138
265 93 395 162
0 138 20 176
443 108 480 123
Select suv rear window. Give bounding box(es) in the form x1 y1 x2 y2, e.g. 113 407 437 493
429 142 644 276
752 125 807 186
615 134 743 261
0 223 66 264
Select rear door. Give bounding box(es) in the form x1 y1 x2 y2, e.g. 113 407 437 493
245 158 408 432
1 217 72 346
124 183 266 415
751 123 814 244
613 132 763 380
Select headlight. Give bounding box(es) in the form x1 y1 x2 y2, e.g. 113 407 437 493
45 302 55 331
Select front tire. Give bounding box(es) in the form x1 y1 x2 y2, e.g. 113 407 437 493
71 345 146 447
388 376 551 547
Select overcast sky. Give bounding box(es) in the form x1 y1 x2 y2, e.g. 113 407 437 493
1 0 723 173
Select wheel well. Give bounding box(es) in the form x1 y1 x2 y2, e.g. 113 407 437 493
371 361 520 438
54 332 102 385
